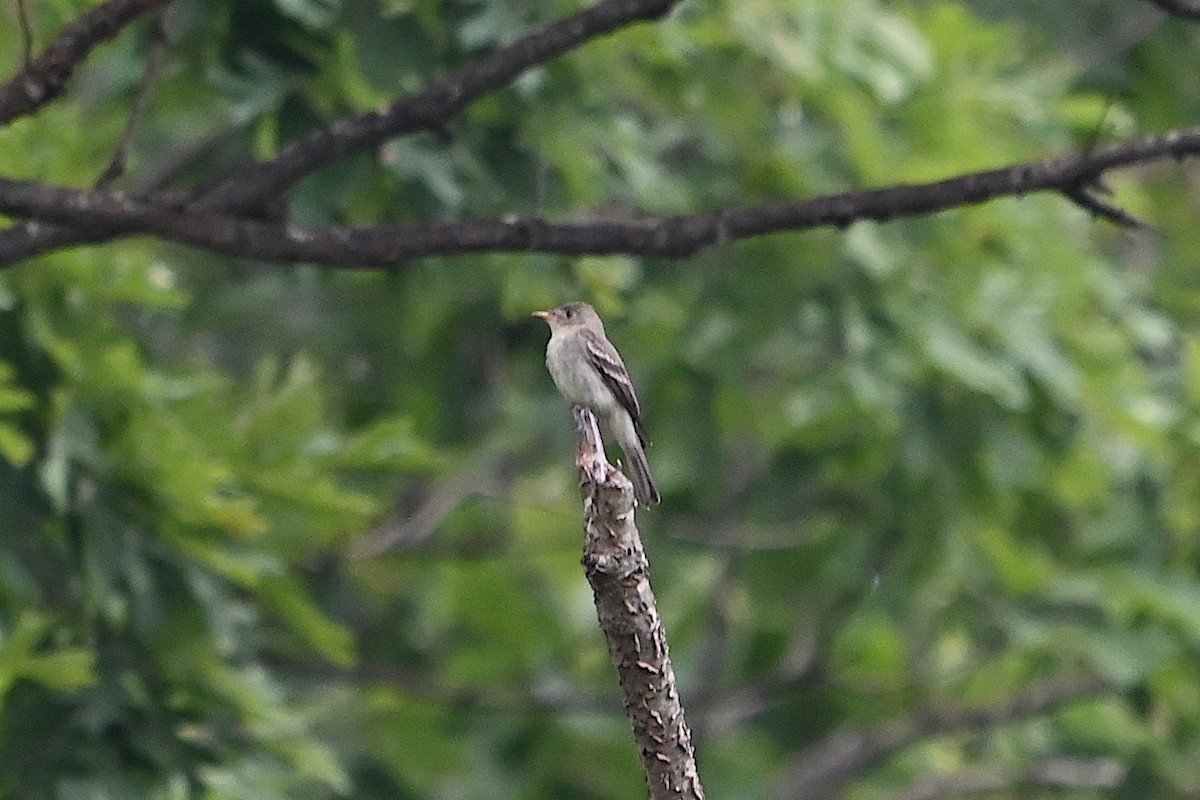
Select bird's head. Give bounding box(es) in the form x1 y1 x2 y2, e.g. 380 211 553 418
532 301 600 331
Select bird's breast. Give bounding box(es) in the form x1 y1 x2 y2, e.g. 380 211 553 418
546 336 617 413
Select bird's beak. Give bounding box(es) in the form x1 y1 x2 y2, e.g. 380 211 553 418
531 310 554 322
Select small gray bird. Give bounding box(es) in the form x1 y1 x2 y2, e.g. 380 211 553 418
533 301 661 506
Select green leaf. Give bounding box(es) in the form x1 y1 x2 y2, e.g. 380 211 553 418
0 424 33 467
0 364 34 466
1077 627 1175 687
0 613 96 701
334 416 438 471
0 387 33 414
1121 575 1200 648
921 317 1028 408
260 577 357 668
18 649 97 692
830 609 906 690
275 0 342 30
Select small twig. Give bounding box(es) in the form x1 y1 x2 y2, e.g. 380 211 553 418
15 0 34 67
0 0 172 127
1144 0 1200 22
131 121 248 193
96 2 178 187
574 405 705 800
1064 186 1151 229
349 452 520 560
687 552 736 741
1059 102 1154 230
685 443 763 741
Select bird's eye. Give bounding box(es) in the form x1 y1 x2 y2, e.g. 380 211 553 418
563 307 573 318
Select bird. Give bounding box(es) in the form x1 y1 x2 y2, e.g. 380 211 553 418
532 301 661 506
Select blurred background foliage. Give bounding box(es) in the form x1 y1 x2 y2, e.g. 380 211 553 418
2 0 1200 798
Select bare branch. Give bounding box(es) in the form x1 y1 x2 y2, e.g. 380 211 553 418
1063 186 1151 229
0 0 171 127
348 452 522 560
574 406 705 800
0 0 685 264
15 0 34 66
0 221 93 266
771 673 1111 800
1144 0 1200 22
190 0 684 214
1 123 1198 267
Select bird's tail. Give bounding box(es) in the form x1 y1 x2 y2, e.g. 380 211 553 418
626 444 661 506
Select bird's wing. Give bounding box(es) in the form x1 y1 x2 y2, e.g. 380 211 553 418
580 327 648 447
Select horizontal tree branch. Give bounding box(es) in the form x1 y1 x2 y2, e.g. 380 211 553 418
1 123 1198 268
191 0 685 213
0 0 685 265
0 0 171 127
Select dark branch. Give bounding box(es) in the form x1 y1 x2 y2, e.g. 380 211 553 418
0 0 684 265
348 451 523 560
190 0 684 213
0 0 171 127
574 406 706 800
771 674 1111 800
1 124 1198 267
1144 0 1200 22
1063 186 1150 229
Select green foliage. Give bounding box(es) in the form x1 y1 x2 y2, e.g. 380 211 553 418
2 0 1200 798
0 361 34 466
0 612 95 700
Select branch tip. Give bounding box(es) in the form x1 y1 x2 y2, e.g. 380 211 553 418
1143 0 1200 22
1064 186 1150 229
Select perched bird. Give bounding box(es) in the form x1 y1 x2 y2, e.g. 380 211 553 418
533 301 661 506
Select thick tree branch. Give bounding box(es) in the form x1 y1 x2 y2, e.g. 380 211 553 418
0 0 171 127
574 406 705 800
1 124 1198 267
0 0 684 265
772 673 1112 800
